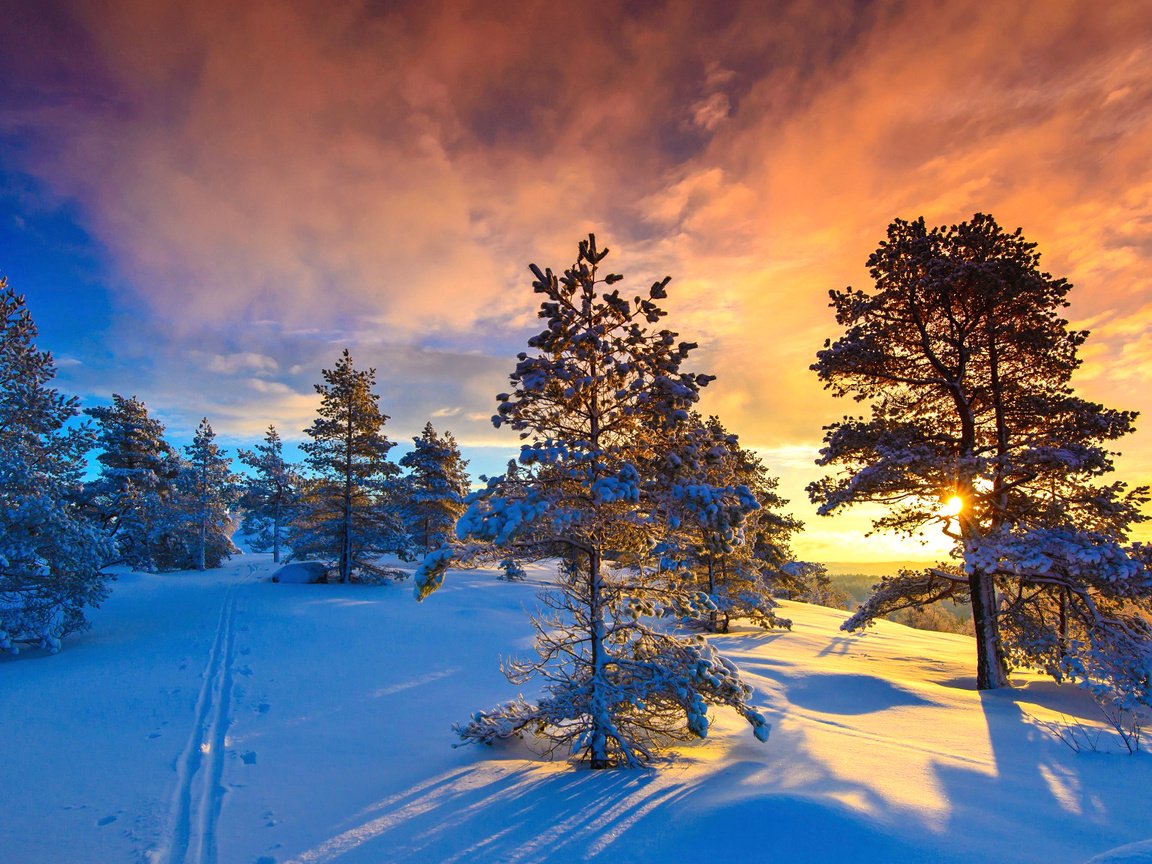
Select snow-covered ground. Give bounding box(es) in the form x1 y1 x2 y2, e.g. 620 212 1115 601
3 555 1151 864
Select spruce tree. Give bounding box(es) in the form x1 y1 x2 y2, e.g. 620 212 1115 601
85 394 180 572
291 349 406 583
810 213 1152 701
178 418 239 570
662 415 813 633
0 279 112 652
398 422 470 552
238 425 299 563
417 235 769 768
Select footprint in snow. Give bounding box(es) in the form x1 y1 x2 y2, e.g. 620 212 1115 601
241 751 257 765
256 702 271 714
97 815 117 826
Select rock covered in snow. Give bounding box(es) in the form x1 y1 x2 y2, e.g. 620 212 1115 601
271 562 329 583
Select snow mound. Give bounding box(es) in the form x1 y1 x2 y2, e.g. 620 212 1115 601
271 561 328 583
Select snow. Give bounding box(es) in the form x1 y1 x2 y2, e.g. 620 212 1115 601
2 555 1151 863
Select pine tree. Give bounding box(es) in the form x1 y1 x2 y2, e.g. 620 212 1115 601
398 422 470 552
178 418 239 570
810 213 1152 700
85 394 180 572
417 235 770 768
0 280 112 653
662 415 813 633
238 425 299 563
291 349 407 583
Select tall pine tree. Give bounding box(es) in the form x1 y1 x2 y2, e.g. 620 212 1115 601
810 213 1152 701
0 280 112 652
291 349 407 583
417 235 769 768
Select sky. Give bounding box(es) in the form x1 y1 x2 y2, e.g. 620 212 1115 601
1 0 1151 564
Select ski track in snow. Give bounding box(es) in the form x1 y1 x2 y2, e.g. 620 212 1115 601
159 584 239 864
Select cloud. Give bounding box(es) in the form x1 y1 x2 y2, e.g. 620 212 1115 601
4 0 1152 560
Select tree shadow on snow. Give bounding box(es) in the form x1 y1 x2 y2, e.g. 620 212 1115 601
928 686 1152 863
280 754 950 864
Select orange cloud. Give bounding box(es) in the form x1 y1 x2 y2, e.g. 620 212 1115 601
5 0 1151 559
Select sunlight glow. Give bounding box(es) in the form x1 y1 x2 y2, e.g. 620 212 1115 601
942 495 964 517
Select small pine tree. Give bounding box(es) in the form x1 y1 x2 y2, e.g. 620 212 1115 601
177 419 239 570
661 415 813 633
85 394 180 572
238 425 299 563
0 280 113 652
290 349 408 582
418 235 770 767
398 422 470 552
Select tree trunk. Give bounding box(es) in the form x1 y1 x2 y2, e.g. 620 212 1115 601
272 500 281 564
1058 587 1069 666
198 519 206 571
588 547 610 769
707 558 718 632
341 407 353 584
969 567 1008 689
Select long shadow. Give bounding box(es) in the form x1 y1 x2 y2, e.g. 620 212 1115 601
282 752 951 864
930 685 1152 863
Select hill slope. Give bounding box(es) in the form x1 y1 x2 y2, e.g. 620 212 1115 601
2 556 1150 863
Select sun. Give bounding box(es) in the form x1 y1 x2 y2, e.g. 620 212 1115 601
942 495 964 517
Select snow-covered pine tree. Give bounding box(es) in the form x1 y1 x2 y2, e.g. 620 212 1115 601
290 349 407 583
0 280 113 652
661 415 814 633
416 235 770 768
398 422 469 552
85 394 180 572
238 425 299 563
810 213 1152 700
177 418 239 570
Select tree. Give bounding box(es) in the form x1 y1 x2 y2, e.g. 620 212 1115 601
85 394 180 572
661 415 815 633
238 425 299 563
178 418 239 570
809 213 1151 698
0 280 112 652
416 235 769 768
291 349 407 583
398 422 470 552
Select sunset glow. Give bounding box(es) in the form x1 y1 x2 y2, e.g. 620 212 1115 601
942 496 964 518
2 1 1150 564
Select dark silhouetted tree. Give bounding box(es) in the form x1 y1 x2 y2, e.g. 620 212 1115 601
810 213 1151 700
